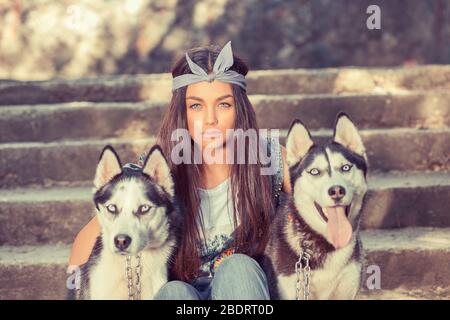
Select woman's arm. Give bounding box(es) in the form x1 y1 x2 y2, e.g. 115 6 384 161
280 146 291 193
67 216 101 270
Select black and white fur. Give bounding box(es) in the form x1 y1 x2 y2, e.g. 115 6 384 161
262 112 368 300
67 145 180 300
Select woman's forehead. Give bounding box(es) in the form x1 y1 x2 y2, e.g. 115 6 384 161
186 81 234 100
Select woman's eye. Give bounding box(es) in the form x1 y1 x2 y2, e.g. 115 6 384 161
106 204 118 214
189 103 202 110
139 205 151 215
218 102 232 109
341 164 353 172
308 168 321 176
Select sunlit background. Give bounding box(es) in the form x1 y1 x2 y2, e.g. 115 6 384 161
0 0 449 80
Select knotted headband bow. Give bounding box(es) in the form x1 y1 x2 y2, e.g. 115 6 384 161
172 41 247 92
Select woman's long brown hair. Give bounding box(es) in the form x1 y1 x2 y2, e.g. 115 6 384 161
157 44 275 282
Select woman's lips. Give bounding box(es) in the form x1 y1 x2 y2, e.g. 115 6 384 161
202 129 222 139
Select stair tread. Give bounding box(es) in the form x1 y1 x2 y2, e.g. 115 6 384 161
0 137 154 149
0 244 70 266
249 64 450 76
0 100 165 112
361 227 450 251
1 64 449 89
358 286 450 300
0 127 449 150
1 90 450 109
1 227 449 266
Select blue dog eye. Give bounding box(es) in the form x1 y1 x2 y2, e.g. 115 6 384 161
106 204 118 214
139 205 151 214
309 168 320 176
341 164 353 172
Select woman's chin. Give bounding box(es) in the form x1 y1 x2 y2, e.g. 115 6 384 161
201 137 225 149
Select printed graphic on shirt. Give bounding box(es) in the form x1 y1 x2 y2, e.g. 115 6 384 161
197 198 236 276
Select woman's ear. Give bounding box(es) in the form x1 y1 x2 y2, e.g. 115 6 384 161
94 146 122 189
143 145 174 197
285 119 314 167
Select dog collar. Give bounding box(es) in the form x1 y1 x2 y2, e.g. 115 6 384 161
122 163 142 176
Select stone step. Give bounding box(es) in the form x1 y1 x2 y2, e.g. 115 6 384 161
249 66 450 96
1 65 449 105
0 137 155 189
357 286 450 300
360 228 450 291
1 92 449 143
0 228 448 299
0 172 449 246
1 128 449 189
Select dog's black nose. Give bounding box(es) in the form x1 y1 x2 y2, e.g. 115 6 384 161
328 185 346 201
114 234 132 250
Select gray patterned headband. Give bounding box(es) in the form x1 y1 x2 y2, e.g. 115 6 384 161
172 41 247 92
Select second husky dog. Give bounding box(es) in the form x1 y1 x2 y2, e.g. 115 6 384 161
262 113 368 300
67 145 180 300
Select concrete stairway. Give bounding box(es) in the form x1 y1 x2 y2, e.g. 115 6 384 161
0 65 449 300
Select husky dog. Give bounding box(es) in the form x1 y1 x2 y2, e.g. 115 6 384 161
67 145 180 300
262 112 368 300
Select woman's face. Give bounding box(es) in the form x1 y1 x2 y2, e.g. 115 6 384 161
185 81 236 150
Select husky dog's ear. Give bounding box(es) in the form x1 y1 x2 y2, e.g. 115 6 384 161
333 112 367 160
94 145 122 189
143 145 174 197
286 119 314 166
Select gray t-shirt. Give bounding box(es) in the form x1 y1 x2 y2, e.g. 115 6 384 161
196 177 236 277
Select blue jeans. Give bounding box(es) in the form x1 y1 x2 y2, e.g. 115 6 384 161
154 254 270 300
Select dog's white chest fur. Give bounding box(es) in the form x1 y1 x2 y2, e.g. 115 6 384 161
89 245 172 300
277 240 361 300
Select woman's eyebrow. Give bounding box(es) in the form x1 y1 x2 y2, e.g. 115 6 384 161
186 94 234 102
215 94 234 102
186 96 203 102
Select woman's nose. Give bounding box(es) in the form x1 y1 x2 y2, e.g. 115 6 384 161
205 105 218 125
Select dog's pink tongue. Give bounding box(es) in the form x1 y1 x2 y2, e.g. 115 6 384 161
326 206 352 249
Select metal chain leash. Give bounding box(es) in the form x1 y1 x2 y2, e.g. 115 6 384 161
134 254 142 300
126 255 134 299
295 247 311 300
126 254 142 300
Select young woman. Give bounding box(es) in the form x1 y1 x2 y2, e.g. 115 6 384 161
68 41 291 300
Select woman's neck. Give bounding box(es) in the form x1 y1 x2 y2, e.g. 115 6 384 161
199 162 231 189
198 143 234 189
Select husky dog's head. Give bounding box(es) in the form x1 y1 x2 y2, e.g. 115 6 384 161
286 113 368 250
92 145 177 255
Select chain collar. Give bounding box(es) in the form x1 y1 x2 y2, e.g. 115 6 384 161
288 212 313 300
126 254 142 300
295 245 312 300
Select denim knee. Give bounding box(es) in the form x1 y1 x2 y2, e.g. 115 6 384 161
154 280 201 300
215 253 258 274
211 253 270 300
